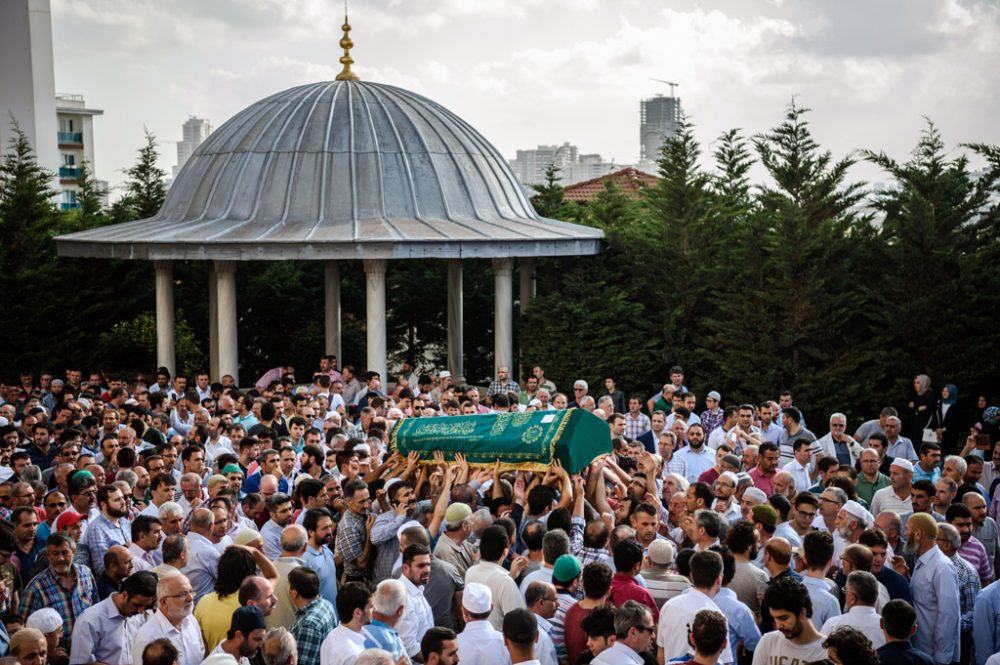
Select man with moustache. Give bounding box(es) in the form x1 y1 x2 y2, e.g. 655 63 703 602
302 507 339 610
131 573 205 665
676 424 714 484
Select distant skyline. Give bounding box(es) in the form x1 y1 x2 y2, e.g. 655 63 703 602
50 0 1000 194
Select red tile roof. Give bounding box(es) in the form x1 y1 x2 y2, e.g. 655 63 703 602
561 167 659 202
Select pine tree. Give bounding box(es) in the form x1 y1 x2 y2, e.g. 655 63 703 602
115 128 167 221
531 165 577 221
74 159 107 228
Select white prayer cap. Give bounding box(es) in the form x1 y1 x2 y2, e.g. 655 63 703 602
27 608 62 634
842 500 872 527
890 458 914 473
463 582 492 613
743 488 767 505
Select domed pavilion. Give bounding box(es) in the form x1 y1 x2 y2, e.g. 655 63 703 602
56 18 603 384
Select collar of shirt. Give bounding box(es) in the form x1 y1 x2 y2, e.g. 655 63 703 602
846 605 878 616
402 575 425 597
536 614 553 634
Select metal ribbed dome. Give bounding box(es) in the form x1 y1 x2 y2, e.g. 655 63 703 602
57 80 603 260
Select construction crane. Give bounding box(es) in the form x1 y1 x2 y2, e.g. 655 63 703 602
650 78 679 98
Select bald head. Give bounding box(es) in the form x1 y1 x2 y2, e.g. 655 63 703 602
188 507 214 535
280 524 308 555
765 537 792 566
260 474 278 494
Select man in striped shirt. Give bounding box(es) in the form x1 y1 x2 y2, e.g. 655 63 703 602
948 502 994 586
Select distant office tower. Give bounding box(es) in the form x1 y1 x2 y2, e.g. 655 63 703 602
509 142 579 186
174 116 212 178
639 94 681 167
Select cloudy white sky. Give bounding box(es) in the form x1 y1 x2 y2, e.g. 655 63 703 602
51 0 1000 193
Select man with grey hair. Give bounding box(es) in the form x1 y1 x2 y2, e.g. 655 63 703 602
525 581 559 665
817 486 848 533
819 570 885 648
158 500 185 536
355 650 394 665
593 600 656 665
937 521 980 664
884 416 918 462
942 455 968 486
152 533 188 578
180 507 219 601
362 579 408 662
261 626 297 665
818 412 863 467
267 524 308 629
520 529 571 593
692 509 725 552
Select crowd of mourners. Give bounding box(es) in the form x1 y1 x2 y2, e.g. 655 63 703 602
0 360 999 665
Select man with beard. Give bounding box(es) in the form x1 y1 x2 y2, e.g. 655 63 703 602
676 424 714 484
261 492 294 560
82 484 132 577
132 573 205 665
371 480 418 584
209 606 268 665
713 471 742 524
748 442 780 496
752 578 827 665
946 503 993 586
18 532 98 646
398 543 435 661
726 520 768 620
302 507 339 609
871 459 914 516
835 501 870 558
896 513 960 665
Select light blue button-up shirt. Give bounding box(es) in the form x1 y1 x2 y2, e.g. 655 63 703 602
910 545 960 664
302 542 339 620
714 587 761 652
973 579 1000 665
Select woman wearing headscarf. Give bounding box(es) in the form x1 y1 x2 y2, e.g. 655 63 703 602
931 383 961 456
908 375 935 442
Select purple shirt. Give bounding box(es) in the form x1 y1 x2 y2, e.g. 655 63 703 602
958 535 993 586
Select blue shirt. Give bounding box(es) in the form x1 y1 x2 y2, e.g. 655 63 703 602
714 587 761 652
363 619 407 662
302 543 339 617
973 579 1000 665
910 546 960 664
801 576 841 629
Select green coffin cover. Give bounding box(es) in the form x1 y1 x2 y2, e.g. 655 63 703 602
389 408 611 474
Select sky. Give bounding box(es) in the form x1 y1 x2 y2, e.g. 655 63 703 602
50 0 1000 194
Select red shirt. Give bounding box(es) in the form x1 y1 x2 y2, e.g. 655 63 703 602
610 572 659 623
747 466 775 495
563 602 595 665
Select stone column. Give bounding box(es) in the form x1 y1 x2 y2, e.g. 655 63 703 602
493 257 514 374
364 259 387 381
325 261 342 362
208 263 219 380
519 257 536 314
153 260 176 376
447 259 465 383
214 260 239 385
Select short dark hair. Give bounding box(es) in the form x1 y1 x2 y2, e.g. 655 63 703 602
691 482 714 508
946 503 972 522
764 577 812 618
502 608 539 648
691 609 728 656
920 441 941 456
581 605 616 638
522 520 547 551
142 638 180 665
822 626 880 665
858 528 888 550
725 520 757 556
912 479 935 495
421 627 457 661
336 582 372 623
582 562 613 600
288 566 320 600
881 599 918 640
402 543 430 566
121 571 158 598
802 531 834 570
612 538 644 572
782 407 801 423
689 550 723 589
302 507 333 533
479 525 509 562
131 515 162 541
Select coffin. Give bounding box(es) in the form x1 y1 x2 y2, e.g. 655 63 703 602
389 408 611 473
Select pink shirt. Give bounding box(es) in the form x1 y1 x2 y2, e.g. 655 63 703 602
748 467 776 495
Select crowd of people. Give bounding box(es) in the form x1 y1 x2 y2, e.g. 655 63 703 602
0 360 998 665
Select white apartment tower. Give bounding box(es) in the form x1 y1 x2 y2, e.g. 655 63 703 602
174 116 212 178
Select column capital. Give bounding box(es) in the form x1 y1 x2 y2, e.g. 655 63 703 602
214 260 238 274
363 258 388 276
492 257 514 275
153 259 173 273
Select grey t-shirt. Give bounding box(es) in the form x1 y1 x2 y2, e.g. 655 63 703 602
854 419 885 443
751 631 827 665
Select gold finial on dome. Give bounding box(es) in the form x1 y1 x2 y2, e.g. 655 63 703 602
335 10 360 81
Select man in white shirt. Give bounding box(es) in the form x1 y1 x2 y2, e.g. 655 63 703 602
397 543 435 660
820 571 885 648
457 583 510 665
320 582 374 665
131 573 205 665
751 577 828 665
465 525 527 630
525 582 559 665
657 550 734 665
180 508 220 601
593 600 656 665
782 438 815 494
503 608 542 665
71 570 158 665
870 459 914 516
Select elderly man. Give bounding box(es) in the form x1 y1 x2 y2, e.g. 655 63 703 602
19 532 98 646
936 522 979 665
132 573 205 665
820 571 885 648
816 486 848 533
818 413 864 467
897 513 960 665
870 459 914 516
180 507 221 601
835 501 870 560
884 417 918 462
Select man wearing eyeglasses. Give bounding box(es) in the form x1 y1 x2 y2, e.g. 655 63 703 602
131 573 204 665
